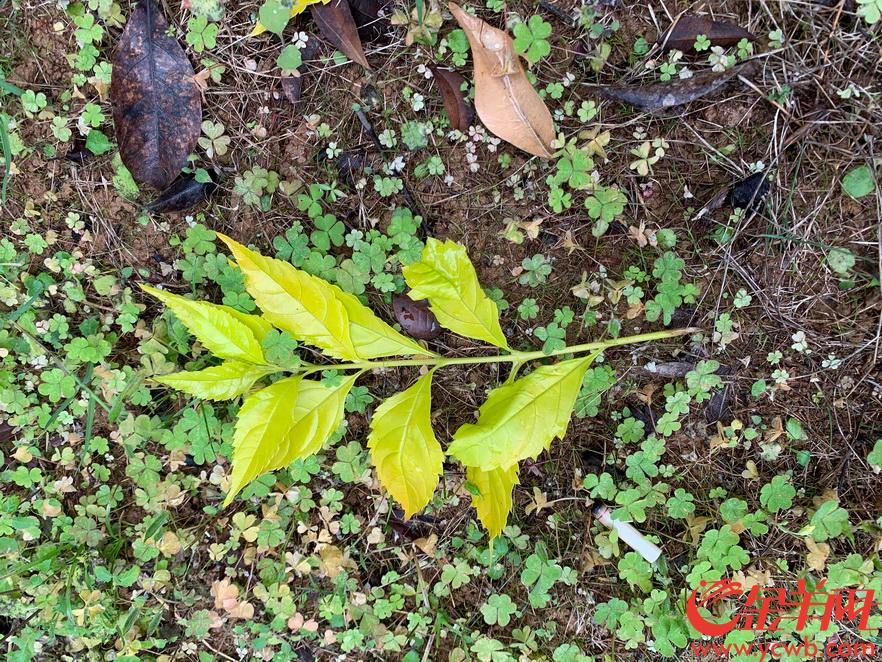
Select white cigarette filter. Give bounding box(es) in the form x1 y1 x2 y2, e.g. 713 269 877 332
593 504 663 564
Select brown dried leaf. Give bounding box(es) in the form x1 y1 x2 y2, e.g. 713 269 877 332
110 0 202 190
658 14 755 52
805 538 830 572
595 63 752 113
430 65 474 132
348 0 391 42
281 35 319 108
449 3 554 158
392 294 441 340
312 0 370 70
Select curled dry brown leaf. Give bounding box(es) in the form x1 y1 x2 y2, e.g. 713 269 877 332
448 3 555 158
312 0 371 69
110 0 201 190
393 294 441 340
594 63 753 112
429 65 474 132
657 14 755 52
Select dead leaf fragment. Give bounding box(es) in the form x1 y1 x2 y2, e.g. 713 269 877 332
430 65 474 132
449 3 554 158
312 0 371 69
146 173 217 214
805 538 830 572
110 0 202 189
658 14 755 53
393 294 441 340
348 0 391 42
280 35 320 108
211 579 254 619
595 63 752 113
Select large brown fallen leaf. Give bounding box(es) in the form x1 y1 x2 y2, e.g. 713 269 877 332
429 65 474 132
448 3 554 158
312 0 371 69
110 0 201 190
594 63 753 113
658 14 755 52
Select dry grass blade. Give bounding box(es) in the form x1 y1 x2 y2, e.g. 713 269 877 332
448 3 555 158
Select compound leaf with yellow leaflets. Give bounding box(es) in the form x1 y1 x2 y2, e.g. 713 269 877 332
368 371 443 517
218 234 358 360
403 238 508 349
154 362 278 401
222 305 274 343
225 373 357 505
335 289 430 359
467 464 519 539
449 355 596 470
140 284 267 364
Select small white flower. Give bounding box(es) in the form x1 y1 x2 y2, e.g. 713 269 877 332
388 156 406 173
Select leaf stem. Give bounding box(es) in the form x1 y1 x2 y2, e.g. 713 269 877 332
299 327 698 375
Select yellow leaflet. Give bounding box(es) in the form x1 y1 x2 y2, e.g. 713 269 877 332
224 374 357 505
467 464 519 539
403 238 508 349
221 305 274 343
448 355 596 470
220 233 427 359
217 234 358 361
249 0 331 36
367 371 443 517
335 289 428 358
154 362 278 401
140 284 267 364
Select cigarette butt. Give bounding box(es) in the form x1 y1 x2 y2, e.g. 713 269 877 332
592 504 663 564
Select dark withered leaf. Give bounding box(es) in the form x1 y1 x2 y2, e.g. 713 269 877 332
430 66 475 132
63 148 94 165
393 294 441 340
595 63 752 112
727 171 770 210
658 14 755 52
389 508 437 541
110 0 201 190
347 0 390 42
360 83 383 109
0 421 13 445
281 74 305 109
704 385 732 423
312 0 370 69
280 36 319 108
335 150 366 186
145 173 216 213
